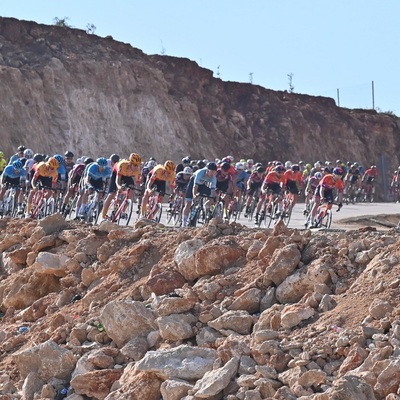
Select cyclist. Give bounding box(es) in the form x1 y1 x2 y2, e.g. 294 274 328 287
168 166 193 214
362 165 378 201
64 151 75 176
215 161 235 219
344 164 362 197
140 160 176 219
244 165 265 218
23 149 35 177
0 151 6 174
181 161 217 227
176 156 191 174
61 157 87 216
309 167 344 227
283 164 303 208
8 145 26 165
255 165 286 225
75 157 111 219
304 171 323 214
101 153 142 220
0 160 26 215
25 157 60 217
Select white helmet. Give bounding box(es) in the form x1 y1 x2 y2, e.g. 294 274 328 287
284 160 292 169
24 148 33 159
183 166 193 174
235 162 244 170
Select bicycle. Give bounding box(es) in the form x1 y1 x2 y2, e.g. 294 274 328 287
1 184 20 218
144 187 164 222
167 191 185 226
245 189 260 222
62 184 80 219
82 189 104 224
106 186 138 225
257 191 280 228
306 200 342 229
188 194 214 227
363 179 375 202
29 184 53 219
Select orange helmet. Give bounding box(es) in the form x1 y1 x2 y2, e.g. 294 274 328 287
129 152 142 166
47 157 60 170
164 160 176 173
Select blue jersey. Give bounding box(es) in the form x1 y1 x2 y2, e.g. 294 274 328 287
194 167 217 190
235 170 248 189
2 164 26 179
8 154 20 165
85 163 111 181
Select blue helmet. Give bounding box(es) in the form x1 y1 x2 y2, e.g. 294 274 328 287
13 160 23 170
96 157 108 168
54 154 64 165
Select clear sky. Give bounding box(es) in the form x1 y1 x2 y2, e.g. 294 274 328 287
1 1 399 116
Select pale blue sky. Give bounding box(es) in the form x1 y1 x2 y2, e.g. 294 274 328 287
1 1 399 115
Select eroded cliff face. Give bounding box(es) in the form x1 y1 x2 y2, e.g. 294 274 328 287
0 16 399 169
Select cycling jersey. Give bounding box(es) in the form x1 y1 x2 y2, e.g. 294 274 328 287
2 165 26 180
85 163 111 181
235 170 248 189
363 168 378 182
175 171 191 190
149 165 175 186
319 174 344 192
115 160 141 178
33 162 59 186
193 168 217 190
0 157 6 173
216 169 233 183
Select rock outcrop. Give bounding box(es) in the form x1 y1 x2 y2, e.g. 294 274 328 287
0 215 400 399
0 16 399 179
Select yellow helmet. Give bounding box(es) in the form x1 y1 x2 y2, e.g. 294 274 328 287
47 157 60 170
164 160 176 173
129 152 142 166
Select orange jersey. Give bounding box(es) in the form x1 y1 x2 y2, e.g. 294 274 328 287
284 170 303 184
150 165 176 187
319 174 344 192
115 160 141 178
34 161 59 183
265 171 285 185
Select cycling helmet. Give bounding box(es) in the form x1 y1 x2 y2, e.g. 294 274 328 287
0 151 3 158
12 160 23 170
275 165 285 173
183 166 193 174
306 163 312 169
33 153 44 163
182 156 191 164
284 160 292 169
129 153 142 166
164 160 176 173
220 162 231 172
299 160 304 165
146 160 157 169
291 164 300 172
336 159 342 164
247 159 254 165
314 162 321 168
333 167 343 175
24 149 33 159
64 150 74 158
84 157 94 165
240 159 246 163
47 157 60 170
97 157 108 168
371 165 377 169
235 162 244 170
314 172 323 179
256 166 265 173
110 154 120 163
206 162 217 171
354 162 359 167
54 154 64 165
17 145 26 152
226 155 234 163
197 160 206 169
76 157 85 164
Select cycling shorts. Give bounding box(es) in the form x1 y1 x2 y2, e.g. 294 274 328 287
266 182 281 195
216 180 229 193
247 181 262 196
185 176 211 201
108 171 134 193
286 180 300 195
3 176 20 187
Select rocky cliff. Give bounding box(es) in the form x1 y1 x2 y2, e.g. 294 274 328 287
0 16 399 172
1 215 400 399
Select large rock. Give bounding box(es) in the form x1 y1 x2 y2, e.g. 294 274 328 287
134 345 217 380
174 238 205 281
100 300 157 347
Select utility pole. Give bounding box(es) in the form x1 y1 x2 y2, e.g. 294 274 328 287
372 81 375 110
337 88 340 107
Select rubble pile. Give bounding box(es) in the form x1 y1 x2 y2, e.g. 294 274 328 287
0 214 400 400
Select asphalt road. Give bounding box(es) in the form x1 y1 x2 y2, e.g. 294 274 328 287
156 201 400 231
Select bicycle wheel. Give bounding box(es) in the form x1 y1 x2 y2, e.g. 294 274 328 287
46 197 55 216
173 200 184 226
124 199 134 225
67 195 79 220
282 203 292 226
321 209 332 228
95 200 104 224
188 205 199 227
212 201 224 220
154 203 162 222
266 203 277 228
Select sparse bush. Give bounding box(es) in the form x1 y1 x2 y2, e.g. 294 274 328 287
53 17 72 28
86 23 96 34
